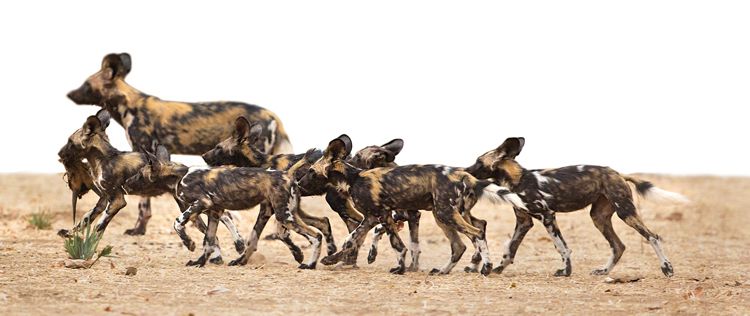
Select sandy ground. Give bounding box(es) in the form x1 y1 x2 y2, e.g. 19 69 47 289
0 173 748 315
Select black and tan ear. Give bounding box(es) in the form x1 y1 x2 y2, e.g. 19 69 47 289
95 109 111 129
380 138 404 162
496 137 525 159
155 145 171 162
326 134 353 160
83 116 104 135
101 53 132 79
233 116 252 143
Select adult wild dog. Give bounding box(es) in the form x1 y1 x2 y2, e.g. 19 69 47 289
57 111 245 263
466 137 687 277
127 155 323 269
67 52 292 235
201 117 417 267
298 135 527 275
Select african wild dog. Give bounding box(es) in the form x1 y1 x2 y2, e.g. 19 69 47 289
465 137 687 277
201 117 417 267
349 140 422 271
67 52 292 236
298 135 527 275
129 156 323 269
200 117 336 257
57 111 245 263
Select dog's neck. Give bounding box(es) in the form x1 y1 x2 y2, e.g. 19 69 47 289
329 160 363 190
496 159 525 189
83 137 120 173
100 80 149 124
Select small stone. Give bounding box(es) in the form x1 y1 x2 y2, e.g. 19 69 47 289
125 267 137 276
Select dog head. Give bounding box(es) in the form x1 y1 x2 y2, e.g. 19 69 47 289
349 138 403 169
124 145 185 191
202 117 267 167
298 134 352 189
67 53 132 108
465 137 525 184
59 110 112 158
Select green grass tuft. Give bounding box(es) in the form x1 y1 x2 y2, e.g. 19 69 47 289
28 211 53 230
64 222 111 262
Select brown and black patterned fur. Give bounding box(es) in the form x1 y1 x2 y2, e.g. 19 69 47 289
67 53 292 236
202 117 414 266
131 156 322 269
466 137 681 277
57 111 245 264
351 141 422 271
299 135 526 275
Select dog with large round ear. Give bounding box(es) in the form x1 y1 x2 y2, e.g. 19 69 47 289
495 137 525 160
380 138 404 162
325 134 353 161
67 52 132 106
465 137 525 179
349 138 404 169
232 116 264 145
101 53 132 79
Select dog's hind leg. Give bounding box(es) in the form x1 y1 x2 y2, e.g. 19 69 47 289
298 207 336 256
125 198 151 235
613 197 674 277
429 211 467 275
463 214 487 273
589 196 625 275
220 212 246 254
406 210 421 271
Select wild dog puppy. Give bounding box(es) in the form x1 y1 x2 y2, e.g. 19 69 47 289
201 117 336 257
298 135 527 275
67 53 293 236
349 140 422 272
466 138 687 277
201 117 414 266
130 156 322 269
57 111 245 263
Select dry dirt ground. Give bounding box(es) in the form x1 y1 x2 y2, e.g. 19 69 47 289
0 173 748 315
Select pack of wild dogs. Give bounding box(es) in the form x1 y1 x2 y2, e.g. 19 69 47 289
57 53 688 277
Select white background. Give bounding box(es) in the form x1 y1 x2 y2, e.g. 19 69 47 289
0 1 747 175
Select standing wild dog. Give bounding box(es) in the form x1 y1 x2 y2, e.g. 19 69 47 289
57 111 245 263
201 117 418 267
350 141 422 271
128 156 323 269
298 135 527 275
67 52 292 236
465 137 687 277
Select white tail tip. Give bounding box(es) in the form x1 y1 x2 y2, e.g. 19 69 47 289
482 184 528 210
644 187 690 204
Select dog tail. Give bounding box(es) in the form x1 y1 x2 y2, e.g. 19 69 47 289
476 180 528 211
623 175 689 203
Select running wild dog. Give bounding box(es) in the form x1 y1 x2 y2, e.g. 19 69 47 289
57 111 245 263
465 137 688 277
298 135 527 275
201 117 418 267
67 52 292 236
129 155 323 269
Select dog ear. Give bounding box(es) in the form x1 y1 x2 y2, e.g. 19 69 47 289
380 138 403 162
95 109 111 129
247 122 264 144
83 116 103 135
101 53 132 79
326 134 352 160
155 145 171 162
233 116 252 143
496 137 525 159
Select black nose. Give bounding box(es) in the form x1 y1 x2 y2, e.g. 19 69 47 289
66 90 75 100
